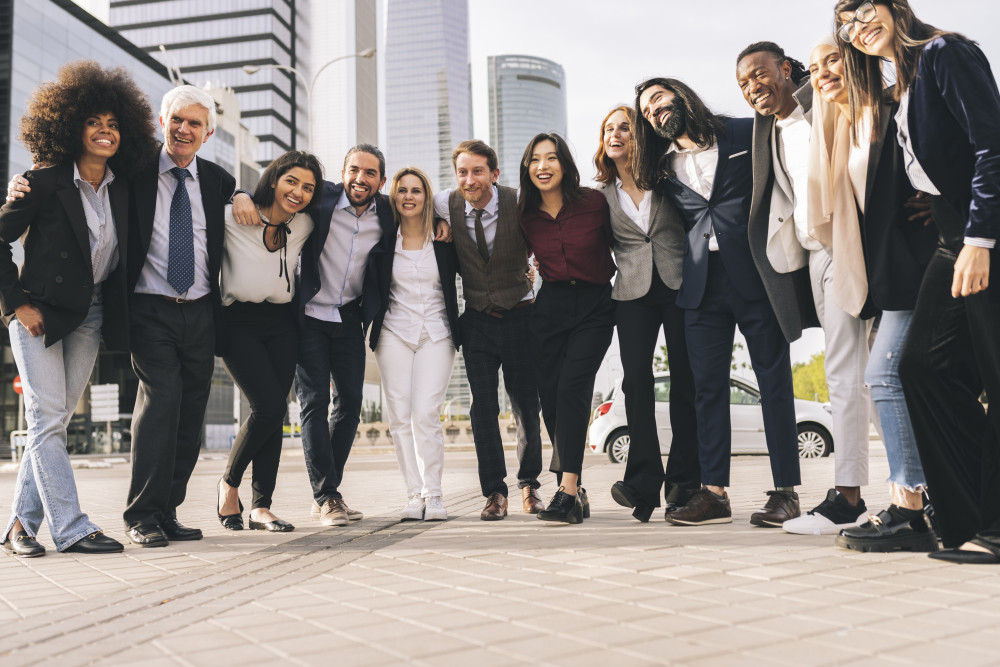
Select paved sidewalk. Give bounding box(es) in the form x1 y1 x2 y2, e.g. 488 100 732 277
1 447 999 666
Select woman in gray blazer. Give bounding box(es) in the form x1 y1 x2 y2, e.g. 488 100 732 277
596 106 701 522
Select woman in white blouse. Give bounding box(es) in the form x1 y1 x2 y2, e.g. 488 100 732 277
216 151 322 532
368 167 460 521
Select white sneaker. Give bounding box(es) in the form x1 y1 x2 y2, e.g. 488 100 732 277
424 496 448 521
400 495 424 521
782 489 867 535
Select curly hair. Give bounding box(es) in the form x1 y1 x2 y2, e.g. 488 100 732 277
18 60 158 173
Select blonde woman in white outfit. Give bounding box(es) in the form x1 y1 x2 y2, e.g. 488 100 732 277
369 167 460 521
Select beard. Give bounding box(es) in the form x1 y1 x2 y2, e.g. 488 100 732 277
346 185 376 208
652 103 687 141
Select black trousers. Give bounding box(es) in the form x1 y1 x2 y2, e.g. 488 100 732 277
221 301 298 510
124 295 215 529
616 271 700 506
899 196 1000 549
461 305 543 497
295 305 366 505
684 254 800 488
532 281 615 479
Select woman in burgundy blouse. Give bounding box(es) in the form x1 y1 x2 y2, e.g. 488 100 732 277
518 132 616 524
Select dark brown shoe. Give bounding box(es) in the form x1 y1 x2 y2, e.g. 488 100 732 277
481 493 508 521
665 488 732 526
522 487 545 514
750 490 800 527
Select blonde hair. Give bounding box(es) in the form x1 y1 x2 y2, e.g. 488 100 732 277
388 167 435 239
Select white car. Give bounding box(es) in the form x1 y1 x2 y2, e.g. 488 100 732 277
587 373 835 464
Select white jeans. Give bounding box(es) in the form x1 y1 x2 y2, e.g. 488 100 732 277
375 328 455 498
809 247 878 488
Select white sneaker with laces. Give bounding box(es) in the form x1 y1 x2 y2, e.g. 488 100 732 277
424 496 447 521
400 494 424 521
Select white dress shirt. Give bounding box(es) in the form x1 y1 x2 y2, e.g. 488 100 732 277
614 178 652 233
382 233 450 345
669 142 720 250
72 163 119 288
775 105 822 251
221 207 314 306
305 190 383 322
134 147 211 299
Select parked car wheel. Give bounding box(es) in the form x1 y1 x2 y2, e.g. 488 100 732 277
797 423 832 458
606 429 630 464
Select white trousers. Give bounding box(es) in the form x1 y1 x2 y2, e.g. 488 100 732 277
810 246 878 487
375 328 456 498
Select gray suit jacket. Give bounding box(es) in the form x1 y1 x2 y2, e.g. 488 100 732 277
597 182 685 301
746 80 820 342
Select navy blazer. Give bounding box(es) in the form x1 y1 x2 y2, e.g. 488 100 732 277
367 231 461 351
0 163 130 350
662 117 766 310
908 36 1000 300
295 181 396 329
128 153 236 355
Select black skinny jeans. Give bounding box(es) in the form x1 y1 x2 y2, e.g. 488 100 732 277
221 301 299 509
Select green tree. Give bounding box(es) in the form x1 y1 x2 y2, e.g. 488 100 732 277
792 352 828 402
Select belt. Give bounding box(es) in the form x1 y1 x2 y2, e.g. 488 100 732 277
160 294 209 304
486 299 534 319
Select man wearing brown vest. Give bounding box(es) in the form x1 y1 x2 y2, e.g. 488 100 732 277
433 140 545 520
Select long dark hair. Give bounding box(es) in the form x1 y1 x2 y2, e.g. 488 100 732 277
834 0 962 141
631 77 726 191
517 132 583 217
253 150 324 210
594 105 635 185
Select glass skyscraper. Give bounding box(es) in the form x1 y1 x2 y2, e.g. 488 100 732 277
488 55 567 188
384 0 471 191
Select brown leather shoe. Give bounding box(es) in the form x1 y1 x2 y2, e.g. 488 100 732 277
665 488 732 525
522 487 545 514
481 493 508 521
750 490 800 527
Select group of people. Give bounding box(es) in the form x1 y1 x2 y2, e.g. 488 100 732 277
2 0 998 566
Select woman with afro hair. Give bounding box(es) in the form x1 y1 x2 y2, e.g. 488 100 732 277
0 60 157 557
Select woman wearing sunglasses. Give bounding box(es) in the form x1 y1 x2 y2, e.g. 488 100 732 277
836 0 1000 563
216 150 323 532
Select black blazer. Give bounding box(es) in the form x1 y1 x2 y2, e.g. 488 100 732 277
127 153 235 354
367 232 461 351
0 163 130 350
861 100 938 312
296 180 395 329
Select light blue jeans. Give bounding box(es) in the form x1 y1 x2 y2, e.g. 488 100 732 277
865 309 927 491
3 303 103 550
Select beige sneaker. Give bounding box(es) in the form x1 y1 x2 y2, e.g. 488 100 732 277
311 499 363 521
318 498 349 526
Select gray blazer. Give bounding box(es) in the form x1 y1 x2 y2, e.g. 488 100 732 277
597 182 685 301
746 80 820 342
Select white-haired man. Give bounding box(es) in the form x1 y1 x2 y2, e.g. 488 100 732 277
122 86 235 546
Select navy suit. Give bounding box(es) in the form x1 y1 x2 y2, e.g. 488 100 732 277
662 118 799 488
294 182 395 506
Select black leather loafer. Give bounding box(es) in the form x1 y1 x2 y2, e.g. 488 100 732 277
65 531 124 554
162 518 203 541
835 506 938 553
248 518 295 532
3 530 45 558
611 481 653 522
126 524 168 547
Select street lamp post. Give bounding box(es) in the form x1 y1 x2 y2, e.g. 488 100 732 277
243 48 376 151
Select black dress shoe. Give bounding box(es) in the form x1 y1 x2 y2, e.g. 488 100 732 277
611 481 653 522
3 530 45 558
578 488 591 519
162 518 203 541
249 518 295 532
218 479 244 530
537 488 584 524
127 524 168 547
65 531 124 554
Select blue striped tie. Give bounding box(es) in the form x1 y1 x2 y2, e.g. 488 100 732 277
167 167 194 295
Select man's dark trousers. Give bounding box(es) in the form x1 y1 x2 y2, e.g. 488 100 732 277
460 305 542 497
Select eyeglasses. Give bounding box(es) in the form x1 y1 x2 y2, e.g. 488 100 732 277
837 1 877 43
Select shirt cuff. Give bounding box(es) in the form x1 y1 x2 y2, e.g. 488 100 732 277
964 237 996 249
